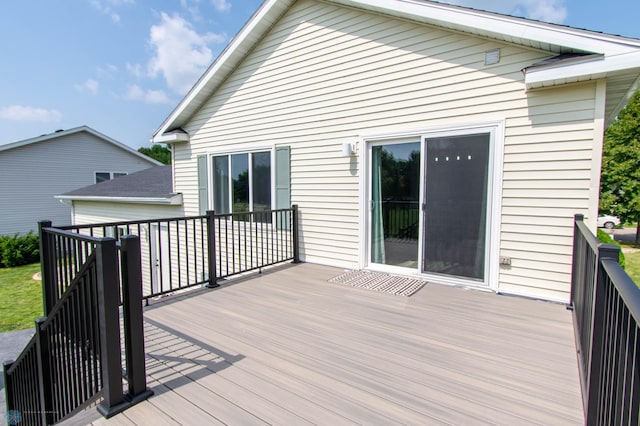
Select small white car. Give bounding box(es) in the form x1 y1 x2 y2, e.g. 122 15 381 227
597 214 621 229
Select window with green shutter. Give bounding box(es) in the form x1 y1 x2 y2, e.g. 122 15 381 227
197 155 208 215
198 147 290 216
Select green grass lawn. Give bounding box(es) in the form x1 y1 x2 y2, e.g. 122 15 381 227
624 250 640 287
0 263 43 332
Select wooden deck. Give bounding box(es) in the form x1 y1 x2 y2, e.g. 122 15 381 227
72 262 584 425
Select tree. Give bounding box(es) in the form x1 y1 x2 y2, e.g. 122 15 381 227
138 144 171 164
599 89 640 243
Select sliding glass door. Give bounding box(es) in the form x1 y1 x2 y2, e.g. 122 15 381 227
369 130 492 285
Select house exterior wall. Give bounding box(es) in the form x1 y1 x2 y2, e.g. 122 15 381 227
71 201 186 296
173 0 601 301
70 201 184 225
0 131 157 234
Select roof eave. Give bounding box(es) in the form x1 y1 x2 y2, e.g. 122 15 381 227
524 51 640 90
152 131 190 144
0 125 162 165
153 0 640 139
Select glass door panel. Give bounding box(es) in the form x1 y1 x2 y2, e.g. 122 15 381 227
370 142 421 268
231 154 249 212
423 134 490 281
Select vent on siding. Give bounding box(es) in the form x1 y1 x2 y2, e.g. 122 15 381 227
485 49 500 66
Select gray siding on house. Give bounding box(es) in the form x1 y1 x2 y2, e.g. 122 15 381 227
0 130 157 235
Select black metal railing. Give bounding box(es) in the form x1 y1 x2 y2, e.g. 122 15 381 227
570 214 640 425
212 207 298 281
60 206 299 300
382 201 419 240
3 227 152 425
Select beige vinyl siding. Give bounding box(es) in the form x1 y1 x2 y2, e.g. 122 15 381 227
174 0 600 299
501 82 597 301
72 201 189 297
71 201 184 225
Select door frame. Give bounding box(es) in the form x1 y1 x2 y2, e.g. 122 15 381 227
359 121 504 291
150 223 170 294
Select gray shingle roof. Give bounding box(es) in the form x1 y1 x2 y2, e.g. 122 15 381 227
61 165 176 199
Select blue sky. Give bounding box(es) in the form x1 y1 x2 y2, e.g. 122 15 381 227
1 0 639 149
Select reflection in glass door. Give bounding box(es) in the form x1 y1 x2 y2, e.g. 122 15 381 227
370 142 421 268
423 134 490 281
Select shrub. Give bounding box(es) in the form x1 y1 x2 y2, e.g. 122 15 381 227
0 233 40 268
597 229 626 269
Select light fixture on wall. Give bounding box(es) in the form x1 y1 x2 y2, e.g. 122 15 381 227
342 142 356 156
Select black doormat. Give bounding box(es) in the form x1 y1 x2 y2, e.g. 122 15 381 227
328 270 427 296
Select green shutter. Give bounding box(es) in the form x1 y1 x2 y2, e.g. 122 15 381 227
275 146 291 209
275 146 291 231
197 155 209 215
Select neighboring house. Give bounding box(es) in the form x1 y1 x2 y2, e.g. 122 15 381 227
57 166 183 224
0 126 161 235
81 0 640 302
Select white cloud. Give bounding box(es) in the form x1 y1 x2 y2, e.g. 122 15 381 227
180 0 230 19
439 0 567 23
97 64 118 77
147 12 226 94
519 0 567 23
181 0 203 21
211 0 231 12
126 63 144 78
89 0 135 23
0 105 62 123
74 78 99 95
124 84 172 104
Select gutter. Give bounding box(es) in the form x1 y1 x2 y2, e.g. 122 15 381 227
55 194 183 206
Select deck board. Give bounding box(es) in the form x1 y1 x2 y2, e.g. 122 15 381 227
90 263 583 425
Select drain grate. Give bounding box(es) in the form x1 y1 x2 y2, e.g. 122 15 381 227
328 270 426 297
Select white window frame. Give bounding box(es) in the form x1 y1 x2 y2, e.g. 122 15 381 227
94 171 128 184
208 147 275 214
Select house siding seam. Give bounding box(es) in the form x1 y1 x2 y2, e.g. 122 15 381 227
172 0 599 300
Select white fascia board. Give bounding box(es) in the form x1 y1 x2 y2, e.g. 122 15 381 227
525 51 640 89
341 0 640 55
55 194 183 205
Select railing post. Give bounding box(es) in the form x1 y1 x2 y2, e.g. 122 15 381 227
3 360 15 423
292 204 300 264
95 237 125 418
568 214 585 310
39 220 56 315
206 210 219 288
585 243 620 424
34 317 54 426
120 235 154 404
